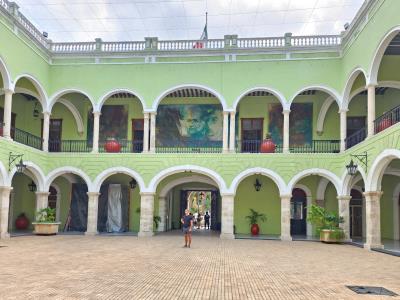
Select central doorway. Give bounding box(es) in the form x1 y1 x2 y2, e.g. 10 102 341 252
350 189 363 239
179 190 218 231
290 188 307 236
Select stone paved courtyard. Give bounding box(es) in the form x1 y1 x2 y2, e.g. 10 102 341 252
0 233 399 300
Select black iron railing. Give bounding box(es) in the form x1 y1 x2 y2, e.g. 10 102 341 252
374 105 400 134
49 140 92 153
0 122 3 137
13 128 42 150
236 140 283 153
156 141 223 153
290 140 340 153
345 127 366 149
99 139 143 153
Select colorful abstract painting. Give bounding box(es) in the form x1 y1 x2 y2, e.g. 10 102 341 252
156 104 222 146
268 103 312 146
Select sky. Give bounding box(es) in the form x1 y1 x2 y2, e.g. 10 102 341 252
15 0 365 42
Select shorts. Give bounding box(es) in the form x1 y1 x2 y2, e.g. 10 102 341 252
182 227 191 234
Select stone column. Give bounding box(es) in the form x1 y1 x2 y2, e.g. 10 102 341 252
220 193 234 239
42 112 51 152
143 113 149 153
282 110 290 153
0 186 13 239
2 89 13 139
280 194 292 241
149 112 156 153
367 84 376 138
86 192 100 235
158 196 167 232
222 111 229 153
229 111 236 152
337 195 352 241
363 191 383 249
339 109 348 152
35 192 50 213
92 111 101 153
139 192 155 237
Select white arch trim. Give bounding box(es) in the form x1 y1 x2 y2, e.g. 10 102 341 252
316 177 329 201
96 88 146 113
48 88 95 112
148 165 227 193
0 161 7 186
289 85 341 109
45 167 93 191
316 96 335 134
159 175 217 198
0 55 12 90
152 84 229 111
341 67 367 110
0 87 38 98
7 161 46 191
232 87 288 111
393 182 400 240
229 167 286 195
58 99 84 134
369 26 400 85
366 149 400 192
287 168 341 195
13 74 48 111
348 81 400 106
93 167 146 193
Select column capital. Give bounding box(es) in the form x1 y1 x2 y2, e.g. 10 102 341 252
223 111 230 116
43 111 51 117
93 111 101 117
0 186 13 192
280 194 292 200
2 88 14 94
337 195 352 201
282 109 291 114
366 83 377 89
229 111 236 116
140 192 155 197
338 108 348 113
149 111 157 116
363 191 383 198
220 192 235 198
35 191 50 197
87 192 101 197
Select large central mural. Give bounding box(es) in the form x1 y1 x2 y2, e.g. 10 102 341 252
156 104 223 147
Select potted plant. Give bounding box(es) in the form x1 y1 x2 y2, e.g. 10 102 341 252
260 133 276 153
307 204 344 243
32 207 61 235
245 208 267 236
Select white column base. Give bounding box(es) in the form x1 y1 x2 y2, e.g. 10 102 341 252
138 231 154 238
280 235 292 241
85 231 98 236
0 232 10 239
220 233 235 239
363 243 383 250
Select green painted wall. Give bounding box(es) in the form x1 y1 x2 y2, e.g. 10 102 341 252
234 175 281 235
380 175 399 240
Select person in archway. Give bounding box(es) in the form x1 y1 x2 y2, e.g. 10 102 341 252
204 211 210 230
181 209 193 248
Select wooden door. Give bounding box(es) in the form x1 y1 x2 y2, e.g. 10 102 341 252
290 188 307 236
42 119 62 152
241 118 263 152
132 119 144 153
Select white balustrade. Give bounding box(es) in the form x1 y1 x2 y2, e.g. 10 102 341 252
237 37 285 48
51 42 96 53
17 12 49 48
0 0 9 11
102 41 146 52
291 35 341 47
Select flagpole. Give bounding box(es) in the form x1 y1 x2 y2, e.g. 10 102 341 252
206 12 208 28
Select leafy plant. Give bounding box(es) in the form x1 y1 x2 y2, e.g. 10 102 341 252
307 204 344 239
36 207 56 223
245 208 267 225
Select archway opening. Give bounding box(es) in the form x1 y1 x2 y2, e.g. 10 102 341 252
155 173 220 235
156 87 223 153
97 92 144 153
235 90 283 153
46 172 90 233
290 90 340 153
49 92 94 152
234 175 281 238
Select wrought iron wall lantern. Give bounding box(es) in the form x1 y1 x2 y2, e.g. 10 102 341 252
33 101 40 118
346 152 368 176
129 179 137 190
254 178 262 192
8 152 26 173
28 180 37 192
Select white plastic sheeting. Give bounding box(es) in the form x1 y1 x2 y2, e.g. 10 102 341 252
106 184 123 232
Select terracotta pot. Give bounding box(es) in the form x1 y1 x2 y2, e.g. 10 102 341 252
260 136 276 153
251 224 259 236
377 118 392 133
319 229 344 243
104 139 121 153
32 222 61 235
15 214 29 230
